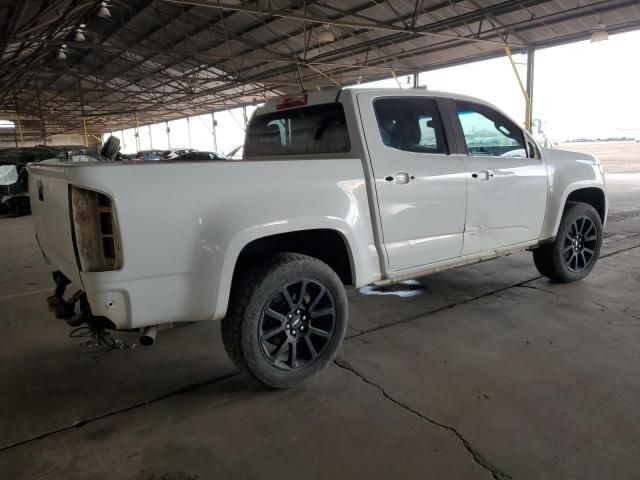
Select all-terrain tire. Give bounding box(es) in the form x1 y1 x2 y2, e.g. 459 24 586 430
533 202 602 283
221 253 348 388
100 136 120 161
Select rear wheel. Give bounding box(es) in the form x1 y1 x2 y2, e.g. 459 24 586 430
533 202 602 282
221 253 348 388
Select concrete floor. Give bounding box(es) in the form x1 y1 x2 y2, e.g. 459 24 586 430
1 176 640 480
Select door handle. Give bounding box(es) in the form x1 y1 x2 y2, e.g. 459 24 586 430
385 171 413 184
472 170 493 181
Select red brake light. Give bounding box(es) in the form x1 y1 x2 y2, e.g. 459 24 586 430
276 93 307 110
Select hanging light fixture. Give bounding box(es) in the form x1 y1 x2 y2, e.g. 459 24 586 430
56 45 67 60
97 1 111 18
318 24 335 44
74 24 86 42
590 23 608 43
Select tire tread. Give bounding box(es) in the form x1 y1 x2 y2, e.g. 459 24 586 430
221 253 347 388
532 201 602 283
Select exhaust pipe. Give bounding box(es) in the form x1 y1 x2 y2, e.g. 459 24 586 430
139 325 159 346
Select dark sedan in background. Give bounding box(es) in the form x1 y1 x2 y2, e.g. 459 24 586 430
171 151 227 161
0 145 109 214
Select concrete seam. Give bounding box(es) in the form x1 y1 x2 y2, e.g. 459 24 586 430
334 358 511 480
347 276 542 340
591 301 640 324
347 242 640 340
0 372 239 453
517 285 640 323
2 232 639 453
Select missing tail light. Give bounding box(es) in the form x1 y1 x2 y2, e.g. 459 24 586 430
70 186 123 272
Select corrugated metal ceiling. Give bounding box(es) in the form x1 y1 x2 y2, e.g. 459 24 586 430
0 0 638 137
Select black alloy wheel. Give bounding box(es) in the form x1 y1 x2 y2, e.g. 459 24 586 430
532 202 603 283
258 279 336 370
221 253 348 388
563 216 598 272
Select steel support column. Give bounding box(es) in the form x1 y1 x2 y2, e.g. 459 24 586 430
525 47 535 134
15 97 24 146
16 115 24 146
504 46 531 132
211 113 217 152
135 112 141 153
83 118 89 147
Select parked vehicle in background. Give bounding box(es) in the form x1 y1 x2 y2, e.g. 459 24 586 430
135 150 165 161
226 145 243 160
171 151 227 161
1 145 109 214
161 148 194 160
29 88 607 388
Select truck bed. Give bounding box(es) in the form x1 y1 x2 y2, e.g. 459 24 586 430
29 159 379 329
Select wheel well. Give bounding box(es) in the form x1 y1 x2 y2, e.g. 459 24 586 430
566 188 606 222
233 229 354 286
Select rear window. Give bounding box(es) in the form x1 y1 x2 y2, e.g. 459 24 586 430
245 103 350 157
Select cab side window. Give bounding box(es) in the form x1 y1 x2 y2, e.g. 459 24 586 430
455 101 526 158
374 98 448 155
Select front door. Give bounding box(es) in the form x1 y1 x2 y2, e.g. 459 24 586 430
452 100 548 255
357 92 467 271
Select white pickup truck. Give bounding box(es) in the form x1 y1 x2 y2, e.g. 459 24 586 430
29 88 607 387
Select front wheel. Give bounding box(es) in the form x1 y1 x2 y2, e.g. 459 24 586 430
221 253 348 388
533 202 603 283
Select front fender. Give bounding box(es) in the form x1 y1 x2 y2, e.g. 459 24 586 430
539 148 607 240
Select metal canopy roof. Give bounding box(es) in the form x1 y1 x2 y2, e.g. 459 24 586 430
1 0 639 140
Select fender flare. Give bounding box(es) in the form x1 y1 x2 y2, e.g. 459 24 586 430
545 182 607 240
210 219 364 320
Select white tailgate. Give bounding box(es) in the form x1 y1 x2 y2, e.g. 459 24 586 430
29 164 82 285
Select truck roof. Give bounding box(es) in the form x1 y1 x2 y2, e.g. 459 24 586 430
255 87 498 116
253 87 519 132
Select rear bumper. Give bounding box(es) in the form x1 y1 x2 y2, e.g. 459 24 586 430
46 269 210 331
80 271 217 330
46 271 116 329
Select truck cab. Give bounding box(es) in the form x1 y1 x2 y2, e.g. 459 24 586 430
29 88 607 388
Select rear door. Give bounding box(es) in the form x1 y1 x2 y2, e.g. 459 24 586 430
357 92 467 271
451 100 547 255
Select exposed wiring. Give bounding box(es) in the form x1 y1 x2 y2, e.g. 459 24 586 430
69 325 132 351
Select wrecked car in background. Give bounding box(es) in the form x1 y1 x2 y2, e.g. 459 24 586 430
0 145 111 215
170 151 227 161
134 150 165 161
